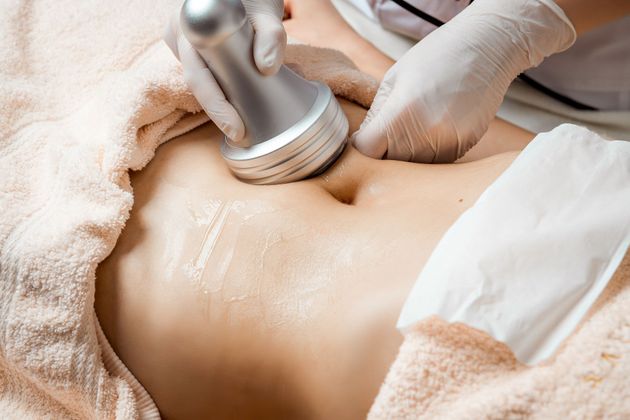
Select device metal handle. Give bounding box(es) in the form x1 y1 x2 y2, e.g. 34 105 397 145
180 0 348 185
181 0 317 148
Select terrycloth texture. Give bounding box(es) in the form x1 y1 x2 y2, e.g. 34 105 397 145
369 250 630 419
285 42 377 109
0 1 377 418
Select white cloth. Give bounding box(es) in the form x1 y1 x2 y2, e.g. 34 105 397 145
398 124 630 365
498 79 630 140
344 0 630 111
524 16 630 110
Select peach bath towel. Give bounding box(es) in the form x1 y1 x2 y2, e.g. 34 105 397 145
369 250 630 419
0 1 376 418
6 1 628 418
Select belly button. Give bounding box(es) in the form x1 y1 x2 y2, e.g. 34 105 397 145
329 190 355 205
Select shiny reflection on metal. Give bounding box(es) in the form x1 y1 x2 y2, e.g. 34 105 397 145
181 0 247 47
180 0 349 185
222 83 348 184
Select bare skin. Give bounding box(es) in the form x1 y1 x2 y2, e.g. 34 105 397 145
283 0 395 80
555 0 630 35
96 2 534 419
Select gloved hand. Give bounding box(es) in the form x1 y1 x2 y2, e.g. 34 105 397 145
164 0 286 142
352 0 576 163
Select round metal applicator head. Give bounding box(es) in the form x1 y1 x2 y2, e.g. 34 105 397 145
180 0 349 185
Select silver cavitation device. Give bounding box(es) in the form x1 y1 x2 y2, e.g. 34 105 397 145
180 0 349 185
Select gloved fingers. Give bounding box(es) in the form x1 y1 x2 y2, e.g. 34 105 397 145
351 78 394 159
177 35 246 142
242 0 286 75
163 8 181 60
357 74 394 132
242 0 284 19
353 91 437 162
249 14 287 76
385 106 437 163
351 115 388 159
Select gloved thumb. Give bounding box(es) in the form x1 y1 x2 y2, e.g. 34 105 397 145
351 80 393 159
177 34 246 142
250 14 287 76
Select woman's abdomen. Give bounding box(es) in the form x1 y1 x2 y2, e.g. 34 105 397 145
95 101 518 419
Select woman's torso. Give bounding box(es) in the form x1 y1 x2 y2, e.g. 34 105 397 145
95 100 526 419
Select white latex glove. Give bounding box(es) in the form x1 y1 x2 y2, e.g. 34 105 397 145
164 0 286 142
352 0 576 163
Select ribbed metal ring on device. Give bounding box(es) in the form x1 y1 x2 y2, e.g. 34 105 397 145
221 82 349 185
